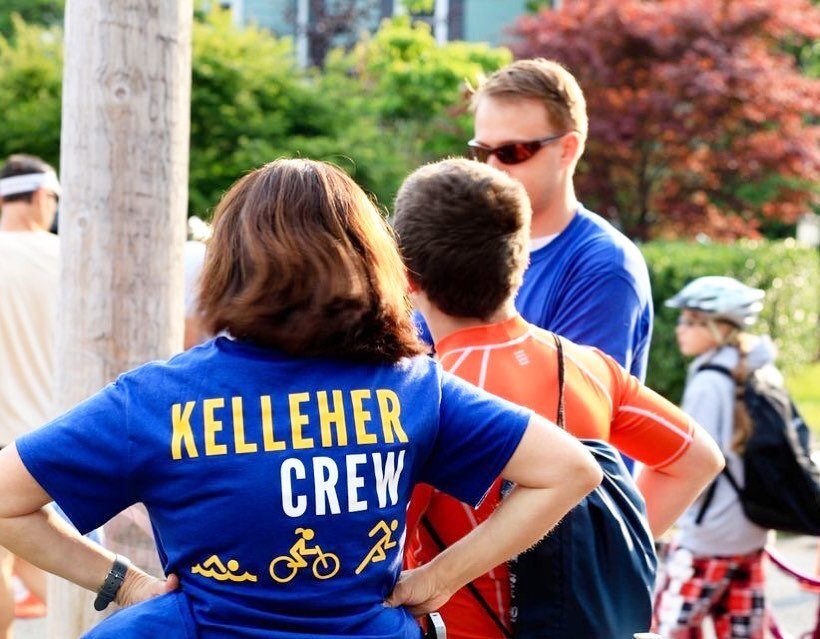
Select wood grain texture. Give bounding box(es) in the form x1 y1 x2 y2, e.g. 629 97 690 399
50 1 193 636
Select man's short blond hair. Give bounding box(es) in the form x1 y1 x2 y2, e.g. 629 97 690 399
473 58 588 143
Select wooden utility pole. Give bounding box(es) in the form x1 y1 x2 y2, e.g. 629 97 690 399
51 0 192 636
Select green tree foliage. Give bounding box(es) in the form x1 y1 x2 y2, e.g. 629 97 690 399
401 0 435 13
0 0 63 38
513 0 820 240
0 16 62 166
322 16 511 204
0 10 509 213
188 11 509 214
789 0 820 78
642 240 819 403
798 40 820 77
525 1 552 13
329 16 509 123
188 10 336 214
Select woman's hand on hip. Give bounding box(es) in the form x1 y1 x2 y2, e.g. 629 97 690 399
116 571 180 608
385 566 452 617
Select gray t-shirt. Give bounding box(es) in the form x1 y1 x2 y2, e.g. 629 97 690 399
675 337 775 556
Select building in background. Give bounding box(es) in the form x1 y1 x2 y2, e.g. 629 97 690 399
218 0 535 66
796 213 819 248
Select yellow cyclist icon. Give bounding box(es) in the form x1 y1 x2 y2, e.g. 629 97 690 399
355 519 399 575
269 527 340 584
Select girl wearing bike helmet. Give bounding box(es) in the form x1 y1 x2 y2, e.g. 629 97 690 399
654 276 773 639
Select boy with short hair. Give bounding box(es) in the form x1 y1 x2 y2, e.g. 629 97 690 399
394 158 723 639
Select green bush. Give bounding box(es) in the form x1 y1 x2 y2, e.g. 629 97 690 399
0 16 62 166
0 11 510 215
321 16 511 209
0 1 63 38
192 12 512 214
642 240 820 403
786 362 820 432
189 10 352 215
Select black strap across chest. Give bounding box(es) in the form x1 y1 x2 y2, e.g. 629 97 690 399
419 332 567 638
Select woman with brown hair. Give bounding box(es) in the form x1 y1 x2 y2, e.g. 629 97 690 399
0 159 600 638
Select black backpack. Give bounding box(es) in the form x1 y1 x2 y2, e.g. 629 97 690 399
695 363 820 536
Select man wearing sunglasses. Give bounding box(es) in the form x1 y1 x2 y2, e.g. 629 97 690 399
468 59 653 390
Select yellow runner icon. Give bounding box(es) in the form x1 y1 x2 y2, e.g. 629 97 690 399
269 527 341 584
192 555 257 582
355 519 399 575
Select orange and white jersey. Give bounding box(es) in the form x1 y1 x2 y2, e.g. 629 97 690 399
406 314 695 639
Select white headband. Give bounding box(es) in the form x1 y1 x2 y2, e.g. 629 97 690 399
0 171 61 198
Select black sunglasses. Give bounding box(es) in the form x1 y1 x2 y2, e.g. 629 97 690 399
467 132 571 165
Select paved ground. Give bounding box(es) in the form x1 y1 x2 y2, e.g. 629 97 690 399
755 534 818 638
14 534 818 638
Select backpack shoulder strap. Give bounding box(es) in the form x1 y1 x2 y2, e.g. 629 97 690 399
693 362 743 524
694 465 742 524
721 465 742 494
694 479 718 525
552 332 566 429
697 363 734 378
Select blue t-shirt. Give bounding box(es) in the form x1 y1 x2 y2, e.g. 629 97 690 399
516 206 653 381
16 337 530 639
415 206 652 381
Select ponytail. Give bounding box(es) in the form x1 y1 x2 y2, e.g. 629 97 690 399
729 332 754 453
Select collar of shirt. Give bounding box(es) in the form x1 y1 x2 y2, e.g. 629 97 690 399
529 233 559 252
435 314 531 358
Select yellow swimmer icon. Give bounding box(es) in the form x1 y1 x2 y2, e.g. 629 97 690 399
269 527 340 583
192 555 257 582
355 519 399 575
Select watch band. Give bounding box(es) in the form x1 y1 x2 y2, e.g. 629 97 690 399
94 555 131 611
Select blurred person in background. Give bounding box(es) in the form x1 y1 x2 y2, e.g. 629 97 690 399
183 216 212 350
654 276 773 639
0 153 61 636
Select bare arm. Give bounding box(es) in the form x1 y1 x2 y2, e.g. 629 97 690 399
637 424 724 538
607 360 726 539
0 444 177 607
386 414 602 615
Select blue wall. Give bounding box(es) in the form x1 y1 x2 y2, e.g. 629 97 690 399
463 0 528 46
242 0 295 33
239 0 531 46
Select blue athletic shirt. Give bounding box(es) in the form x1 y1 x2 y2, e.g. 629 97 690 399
16 337 531 639
516 206 653 382
415 206 652 382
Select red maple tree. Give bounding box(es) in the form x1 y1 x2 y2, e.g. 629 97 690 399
511 0 820 240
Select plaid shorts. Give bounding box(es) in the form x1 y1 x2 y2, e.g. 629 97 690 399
653 549 766 639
